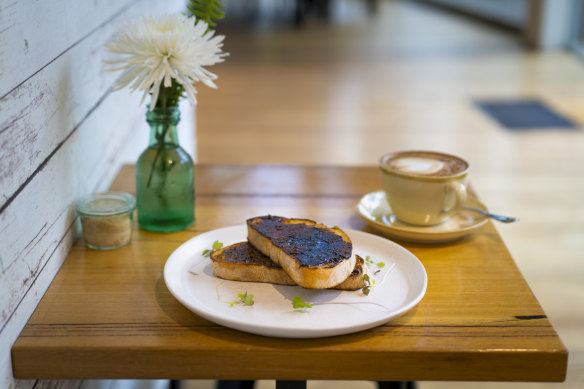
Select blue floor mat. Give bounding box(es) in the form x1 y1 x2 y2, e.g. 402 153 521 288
476 100 578 130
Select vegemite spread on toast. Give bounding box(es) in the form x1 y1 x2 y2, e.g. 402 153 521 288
247 215 352 268
212 242 280 268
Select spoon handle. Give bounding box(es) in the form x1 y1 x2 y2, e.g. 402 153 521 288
462 207 519 223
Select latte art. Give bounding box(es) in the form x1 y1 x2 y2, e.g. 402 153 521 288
381 151 467 177
390 157 445 176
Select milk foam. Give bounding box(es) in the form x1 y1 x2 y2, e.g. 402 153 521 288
390 157 445 175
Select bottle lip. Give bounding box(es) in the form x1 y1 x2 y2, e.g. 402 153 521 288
76 192 136 217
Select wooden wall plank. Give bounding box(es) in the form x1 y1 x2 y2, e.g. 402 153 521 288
0 0 136 97
0 222 76 389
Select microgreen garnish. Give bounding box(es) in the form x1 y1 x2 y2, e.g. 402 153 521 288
333 225 339 229
226 292 254 307
365 255 385 268
202 240 223 257
292 296 312 309
290 294 391 311
362 274 376 295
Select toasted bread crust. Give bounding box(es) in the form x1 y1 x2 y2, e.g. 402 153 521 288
211 242 366 290
246 216 356 289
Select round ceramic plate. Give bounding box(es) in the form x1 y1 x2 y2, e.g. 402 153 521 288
164 225 427 338
357 191 488 243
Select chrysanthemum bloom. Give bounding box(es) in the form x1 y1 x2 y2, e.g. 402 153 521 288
105 14 227 109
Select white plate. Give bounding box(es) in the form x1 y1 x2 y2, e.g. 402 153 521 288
164 225 427 338
357 191 488 243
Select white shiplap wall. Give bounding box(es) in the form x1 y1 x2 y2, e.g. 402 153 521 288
0 1 189 388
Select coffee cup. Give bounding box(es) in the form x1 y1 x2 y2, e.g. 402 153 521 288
379 151 469 226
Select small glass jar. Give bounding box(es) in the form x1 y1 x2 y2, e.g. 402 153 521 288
76 192 136 250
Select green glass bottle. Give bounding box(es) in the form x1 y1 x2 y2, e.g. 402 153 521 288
136 106 194 232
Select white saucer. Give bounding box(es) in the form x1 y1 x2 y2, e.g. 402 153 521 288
357 191 488 243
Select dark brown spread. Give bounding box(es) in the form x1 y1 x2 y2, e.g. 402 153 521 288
248 216 352 268
214 242 280 268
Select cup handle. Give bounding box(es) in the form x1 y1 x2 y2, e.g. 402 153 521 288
443 181 467 214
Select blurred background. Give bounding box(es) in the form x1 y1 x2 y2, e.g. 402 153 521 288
185 0 584 388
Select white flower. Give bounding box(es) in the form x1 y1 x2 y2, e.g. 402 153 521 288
105 14 227 110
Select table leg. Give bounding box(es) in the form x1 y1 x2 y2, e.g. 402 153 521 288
276 380 307 389
215 380 255 389
171 379 414 389
378 382 417 389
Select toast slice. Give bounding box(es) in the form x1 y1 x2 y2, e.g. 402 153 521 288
246 215 357 289
210 242 366 290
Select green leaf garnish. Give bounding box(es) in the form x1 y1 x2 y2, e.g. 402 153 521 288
365 256 385 268
362 274 375 295
226 291 254 307
292 296 312 309
238 292 254 306
202 240 223 257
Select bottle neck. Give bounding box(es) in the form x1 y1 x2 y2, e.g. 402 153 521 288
146 106 181 147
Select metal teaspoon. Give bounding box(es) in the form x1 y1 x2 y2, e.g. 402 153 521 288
462 207 520 223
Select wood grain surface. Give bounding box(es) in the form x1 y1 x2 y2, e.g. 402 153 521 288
11 164 567 382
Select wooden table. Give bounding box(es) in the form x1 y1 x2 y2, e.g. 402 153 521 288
12 164 567 382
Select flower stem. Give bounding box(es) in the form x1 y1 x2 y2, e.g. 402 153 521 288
146 125 171 188
155 80 184 109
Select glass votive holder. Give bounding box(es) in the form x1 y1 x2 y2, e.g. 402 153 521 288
76 192 136 250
